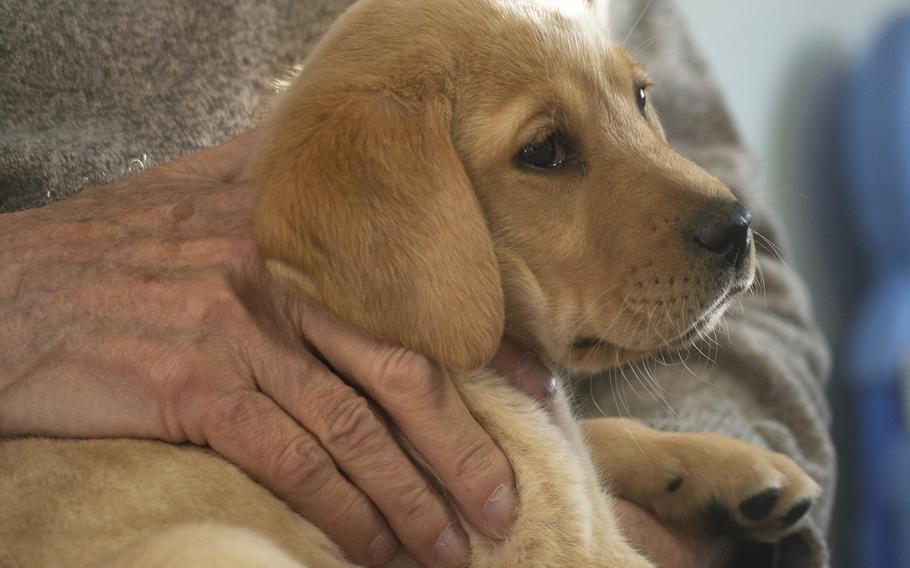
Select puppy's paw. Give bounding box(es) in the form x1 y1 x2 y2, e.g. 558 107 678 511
582 418 821 542
631 432 821 541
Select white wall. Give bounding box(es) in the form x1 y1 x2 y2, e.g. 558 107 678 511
675 0 908 340
676 1 907 188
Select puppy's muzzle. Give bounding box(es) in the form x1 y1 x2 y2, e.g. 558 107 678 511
691 202 753 270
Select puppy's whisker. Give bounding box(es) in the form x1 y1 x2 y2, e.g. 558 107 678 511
690 324 717 367
573 281 626 337
700 328 719 370
615 363 637 421
561 287 637 365
669 300 711 386
631 358 673 411
630 325 677 410
678 354 716 388
638 358 666 394
640 359 678 419
705 322 721 348
720 316 732 342
610 373 646 454
557 281 626 361
622 364 647 400
622 0 655 45
589 374 612 419
692 340 711 370
680 354 713 386
651 350 676 368
602 351 635 422
622 305 648 350
609 378 626 421
643 300 680 351
599 288 637 337
753 230 789 268
629 362 661 406
640 300 665 344
628 36 658 56
755 260 768 308
660 299 685 346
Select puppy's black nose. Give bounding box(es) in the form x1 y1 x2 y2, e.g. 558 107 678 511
692 204 753 269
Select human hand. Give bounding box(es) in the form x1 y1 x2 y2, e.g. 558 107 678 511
614 499 732 568
0 132 550 567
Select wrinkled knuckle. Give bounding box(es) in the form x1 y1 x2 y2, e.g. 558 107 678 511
373 346 443 402
154 348 205 389
322 394 385 454
153 348 212 410
203 390 258 438
395 483 440 524
272 434 334 496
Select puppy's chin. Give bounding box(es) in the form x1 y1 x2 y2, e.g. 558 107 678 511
503 250 755 376
545 297 736 376
555 343 652 375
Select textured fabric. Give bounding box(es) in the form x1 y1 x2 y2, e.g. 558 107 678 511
0 1 835 566
0 0 339 211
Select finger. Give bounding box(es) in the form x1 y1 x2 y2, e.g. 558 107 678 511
298 304 518 542
257 345 470 568
489 338 556 407
200 389 399 567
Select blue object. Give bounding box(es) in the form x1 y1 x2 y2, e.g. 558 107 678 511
844 10 910 568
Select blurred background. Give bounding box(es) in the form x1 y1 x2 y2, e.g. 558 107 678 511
675 2 910 566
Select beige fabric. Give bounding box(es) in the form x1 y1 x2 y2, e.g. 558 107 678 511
0 1 834 566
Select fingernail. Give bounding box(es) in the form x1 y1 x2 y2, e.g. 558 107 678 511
368 528 398 566
433 522 470 568
483 484 518 538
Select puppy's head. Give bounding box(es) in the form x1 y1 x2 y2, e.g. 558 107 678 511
255 0 755 374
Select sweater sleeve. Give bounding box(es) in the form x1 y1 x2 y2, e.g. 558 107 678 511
574 2 836 566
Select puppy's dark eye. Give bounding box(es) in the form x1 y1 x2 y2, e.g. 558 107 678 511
635 86 648 117
517 133 568 170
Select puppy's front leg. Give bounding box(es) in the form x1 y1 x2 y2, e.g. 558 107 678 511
451 372 654 568
582 418 821 542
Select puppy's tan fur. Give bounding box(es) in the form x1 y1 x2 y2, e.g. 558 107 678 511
0 0 820 566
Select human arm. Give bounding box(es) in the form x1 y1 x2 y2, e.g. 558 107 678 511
0 133 535 568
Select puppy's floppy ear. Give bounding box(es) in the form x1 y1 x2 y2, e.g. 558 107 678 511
255 69 504 372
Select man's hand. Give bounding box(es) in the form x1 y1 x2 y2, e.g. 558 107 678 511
0 133 549 568
614 499 732 568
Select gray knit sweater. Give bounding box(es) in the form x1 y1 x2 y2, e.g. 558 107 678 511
0 1 834 566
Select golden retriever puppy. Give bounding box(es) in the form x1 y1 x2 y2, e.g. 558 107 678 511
0 0 820 566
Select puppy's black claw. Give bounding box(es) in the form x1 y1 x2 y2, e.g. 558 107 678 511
780 499 812 528
739 488 780 521
704 500 745 537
